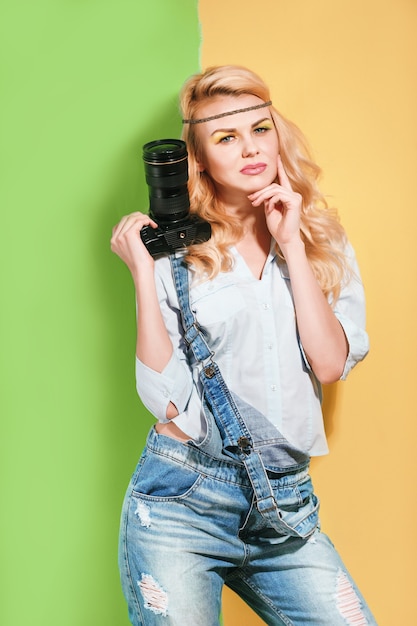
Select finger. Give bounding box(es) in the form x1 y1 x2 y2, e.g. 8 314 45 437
248 184 279 202
264 197 284 215
266 195 287 212
277 155 292 190
122 215 158 235
112 213 158 239
111 215 129 238
112 213 141 239
142 217 158 230
250 187 290 207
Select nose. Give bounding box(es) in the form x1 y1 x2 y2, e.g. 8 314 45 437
242 136 259 158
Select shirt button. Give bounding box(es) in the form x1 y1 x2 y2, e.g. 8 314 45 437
268 343 273 350
262 303 270 310
163 390 169 398
271 384 277 391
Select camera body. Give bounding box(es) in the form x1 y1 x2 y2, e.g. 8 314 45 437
140 139 211 257
140 215 212 258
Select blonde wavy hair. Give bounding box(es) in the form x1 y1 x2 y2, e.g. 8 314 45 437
180 65 349 301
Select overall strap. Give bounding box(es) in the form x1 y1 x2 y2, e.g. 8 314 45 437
170 254 248 449
170 254 212 364
169 254 317 539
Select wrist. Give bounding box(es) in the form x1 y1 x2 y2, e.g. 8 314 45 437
279 237 305 259
131 259 155 287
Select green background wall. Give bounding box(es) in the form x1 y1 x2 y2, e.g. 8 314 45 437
1 2 200 624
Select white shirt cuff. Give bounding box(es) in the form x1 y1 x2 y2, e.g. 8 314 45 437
135 351 193 421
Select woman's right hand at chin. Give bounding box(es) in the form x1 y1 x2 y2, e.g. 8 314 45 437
110 211 158 276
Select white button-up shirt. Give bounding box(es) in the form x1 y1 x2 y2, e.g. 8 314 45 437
135 241 369 456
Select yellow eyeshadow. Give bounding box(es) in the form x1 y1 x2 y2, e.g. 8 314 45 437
256 121 273 130
211 132 231 143
211 120 273 143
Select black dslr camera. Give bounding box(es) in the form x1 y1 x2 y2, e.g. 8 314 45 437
140 139 211 257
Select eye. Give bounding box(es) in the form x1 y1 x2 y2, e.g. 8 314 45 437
218 134 235 143
254 126 271 134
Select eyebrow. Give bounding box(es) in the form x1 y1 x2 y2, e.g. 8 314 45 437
210 117 272 136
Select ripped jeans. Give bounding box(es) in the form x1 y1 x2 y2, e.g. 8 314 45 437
118 427 377 626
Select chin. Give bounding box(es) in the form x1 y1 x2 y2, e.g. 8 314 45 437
247 175 275 193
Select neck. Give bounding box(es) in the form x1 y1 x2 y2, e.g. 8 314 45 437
239 205 270 242
235 221 272 280
221 193 264 225
218 190 271 250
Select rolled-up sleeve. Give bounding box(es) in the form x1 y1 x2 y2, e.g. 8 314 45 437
135 351 193 421
135 256 194 421
333 243 370 380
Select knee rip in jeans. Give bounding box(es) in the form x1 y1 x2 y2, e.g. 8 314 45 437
138 574 168 617
335 569 368 625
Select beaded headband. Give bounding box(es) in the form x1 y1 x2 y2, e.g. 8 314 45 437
182 100 272 125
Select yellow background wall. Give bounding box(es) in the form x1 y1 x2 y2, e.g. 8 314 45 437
199 1 417 624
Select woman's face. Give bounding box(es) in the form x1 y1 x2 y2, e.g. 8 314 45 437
194 94 279 201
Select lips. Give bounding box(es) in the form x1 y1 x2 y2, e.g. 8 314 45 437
240 163 267 175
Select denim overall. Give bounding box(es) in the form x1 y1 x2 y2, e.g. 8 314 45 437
169 254 319 539
118 255 377 625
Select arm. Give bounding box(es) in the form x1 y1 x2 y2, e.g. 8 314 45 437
249 156 349 384
279 240 348 383
332 243 369 379
110 212 179 417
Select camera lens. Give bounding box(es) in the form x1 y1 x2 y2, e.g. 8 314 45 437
142 139 190 222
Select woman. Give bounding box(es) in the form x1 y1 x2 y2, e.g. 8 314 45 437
111 65 376 626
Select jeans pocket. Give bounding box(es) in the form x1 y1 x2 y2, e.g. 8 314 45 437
132 450 204 501
270 474 320 536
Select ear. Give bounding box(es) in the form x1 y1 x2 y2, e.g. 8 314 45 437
196 159 205 173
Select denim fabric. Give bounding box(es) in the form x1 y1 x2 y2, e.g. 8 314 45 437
170 256 310 467
170 254 317 535
119 429 377 625
118 255 377 625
